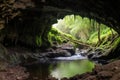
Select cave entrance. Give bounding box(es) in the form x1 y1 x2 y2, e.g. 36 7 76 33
50 15 117 48
39 14 119 79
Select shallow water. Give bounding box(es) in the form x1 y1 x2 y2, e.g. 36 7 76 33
53 54 87 60
26 59 94 80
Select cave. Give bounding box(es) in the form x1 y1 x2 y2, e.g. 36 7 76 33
1 0 120 57
0 0 120 80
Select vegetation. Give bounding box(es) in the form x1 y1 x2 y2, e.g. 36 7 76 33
48 27 65 45
49 15 118 56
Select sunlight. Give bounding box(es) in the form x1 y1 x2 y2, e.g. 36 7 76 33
51 15 117 45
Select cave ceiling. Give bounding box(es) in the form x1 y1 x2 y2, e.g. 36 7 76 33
45 0 120 34
1 0 120 34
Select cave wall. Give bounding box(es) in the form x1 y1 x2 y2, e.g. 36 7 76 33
0 0 120 48
0 0 57 47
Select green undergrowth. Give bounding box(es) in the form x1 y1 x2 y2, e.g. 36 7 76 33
87 27 117 48
48 27 68 46
48 27 85 47
110 36 120 53
50 15 119 56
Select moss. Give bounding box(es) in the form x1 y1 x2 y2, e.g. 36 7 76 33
111 36 120 52
36 36 42 47
48 27 66 46
100 36 120 59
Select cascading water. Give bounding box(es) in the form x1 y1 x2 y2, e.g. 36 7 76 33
52 48 88 60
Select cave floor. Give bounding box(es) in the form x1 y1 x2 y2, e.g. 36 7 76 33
0 59 120 80
0 44 120 80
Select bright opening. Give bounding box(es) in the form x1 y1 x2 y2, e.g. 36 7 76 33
49 15 117 48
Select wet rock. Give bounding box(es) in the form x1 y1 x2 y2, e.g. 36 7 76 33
62 78 69 80
56 49 72 57
57 43 75 55
111 73 120 80
45 50 72 58
64 48 75 55
93 64 103 73
87 48 103 60
84 76 97 80
87 53 94 59
97 71 113 79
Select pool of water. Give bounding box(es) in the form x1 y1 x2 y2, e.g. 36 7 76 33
26 59 94 80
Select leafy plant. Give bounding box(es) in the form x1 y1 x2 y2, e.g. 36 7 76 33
52 14 118 50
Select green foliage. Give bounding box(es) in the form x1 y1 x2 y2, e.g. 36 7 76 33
48 27 67 45
88 26 115 44
111 36 120 52
36 36 42 47
51 14 118 53
53 15 115 44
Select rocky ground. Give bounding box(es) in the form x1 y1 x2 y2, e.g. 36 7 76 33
5 43 76 65
0 43 120 80
1 59 120 80
0 65 29 80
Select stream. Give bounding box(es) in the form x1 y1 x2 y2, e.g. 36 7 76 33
26 54 95 80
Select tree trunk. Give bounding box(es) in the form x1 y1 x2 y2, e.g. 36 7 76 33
98 23 101 43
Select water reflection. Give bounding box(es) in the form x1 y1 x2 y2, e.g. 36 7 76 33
26 60 94 80
26 63 50 80
50 60 94 79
